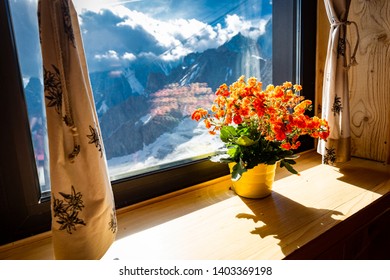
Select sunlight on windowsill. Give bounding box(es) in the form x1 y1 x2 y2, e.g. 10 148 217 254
101 151 390 260
0 151 389 260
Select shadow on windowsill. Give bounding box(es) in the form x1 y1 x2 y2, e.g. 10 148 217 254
236 191 344 258
114 151 325 241
335 158 390 195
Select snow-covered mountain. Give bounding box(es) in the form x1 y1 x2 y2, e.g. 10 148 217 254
90 31 271 160
24 29 272 176
12 0 273 179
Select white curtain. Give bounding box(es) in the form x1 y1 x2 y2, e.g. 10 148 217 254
38 0 117 259
318 0 358 164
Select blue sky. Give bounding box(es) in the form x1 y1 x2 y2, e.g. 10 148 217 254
74 0 272 22
10 0 272 77
76 0 272 72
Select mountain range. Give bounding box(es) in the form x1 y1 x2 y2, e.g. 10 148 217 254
25 24 272 163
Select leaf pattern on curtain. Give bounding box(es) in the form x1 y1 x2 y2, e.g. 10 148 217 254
332 96 343 116
43 64 81 160
324 147 337 165
53 186 86 234
44 65 62 114
87 125 103 158
59 0 75 47
109 209 117 233
68 144 81 161
317 0 359 165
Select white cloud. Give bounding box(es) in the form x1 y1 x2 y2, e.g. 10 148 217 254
73 0 141 13
81 4 268 62
138 52 159 59
109 6 266 61
225 14 247 34
122 52 136 61
258 18 270 35
94 50 120 61
225 14 268 40
93 50 137 70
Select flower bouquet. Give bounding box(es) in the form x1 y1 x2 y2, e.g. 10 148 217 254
192 76 330 181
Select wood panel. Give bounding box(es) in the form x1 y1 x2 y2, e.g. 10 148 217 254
348 0 390 163
316 0 390 163
315 0 329 117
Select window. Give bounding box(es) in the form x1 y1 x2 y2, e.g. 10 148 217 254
79 0 273 182
0 0 317 245
8 0 274 187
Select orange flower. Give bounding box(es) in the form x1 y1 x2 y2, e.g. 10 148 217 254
215 109 225 119
294 84 302 91
191 108 208 121
216 84 229 96
225 114 233 125
190 76 330 176
238 107 249 118
294 100 312 114
266 84 274 92
291 141 301 149
241 96 251 107
273 86 284 98
248 76 261 88
204 119 211 129
281 142 292 150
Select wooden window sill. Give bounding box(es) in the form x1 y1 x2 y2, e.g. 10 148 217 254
1 151 389 260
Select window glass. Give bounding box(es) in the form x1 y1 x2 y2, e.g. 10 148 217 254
9 0 272 188
9 0 50 194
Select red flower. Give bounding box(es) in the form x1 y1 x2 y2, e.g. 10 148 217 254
216 84 230 97
281 142 292 150
233 114 243 125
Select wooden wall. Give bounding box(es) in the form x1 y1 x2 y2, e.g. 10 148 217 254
316 0 390 164
315 1 329 123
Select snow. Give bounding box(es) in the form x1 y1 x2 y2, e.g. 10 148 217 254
107 117 224 180
98 100 109 115
224 67 233 82
123 68 145 96
180 64 200 86
138 114 153 125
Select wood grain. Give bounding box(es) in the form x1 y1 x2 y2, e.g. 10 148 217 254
348 0 390 163
2 151 388 260
315 0 329 117
315 0 390 163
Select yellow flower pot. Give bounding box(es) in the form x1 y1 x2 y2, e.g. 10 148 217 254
229 162 277 199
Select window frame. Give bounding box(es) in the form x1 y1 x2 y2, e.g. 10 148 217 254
0 0 51 244
0 0 316 245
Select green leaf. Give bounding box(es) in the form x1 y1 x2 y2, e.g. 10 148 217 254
284 159 296 165
220 126 237 142
227 146 238 158
280 159 299 174
231 160 247 181
235 135 257 146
